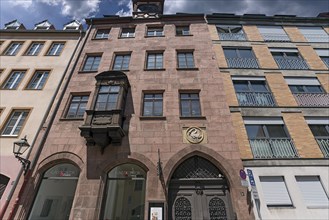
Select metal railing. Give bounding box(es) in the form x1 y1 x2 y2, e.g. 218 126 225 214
321 57 329 68
219 33 246 41
293 93 329 107
316 138 329 158
261 33 291 42
226 58 259 68
236 92 276 106
274 58 309 70
303 34 329 43
250 138 298 159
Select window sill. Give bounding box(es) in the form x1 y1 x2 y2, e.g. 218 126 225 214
139 116 166 120
118 37 135 39
144 68 166 71
60 117 84 121
112 69 130 72
78 70 98 74
145 35 165 38
92 38 109 40
176 34 193 37
176 67 199 71
306 206 329 209
180 116 206 120
267 205 295 209
0 135 18 138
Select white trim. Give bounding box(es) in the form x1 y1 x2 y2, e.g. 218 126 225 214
244 117 284 125
305 118 329 125
285 77 320 85
270 48 298 53
231 76 265 81
260 176 292 206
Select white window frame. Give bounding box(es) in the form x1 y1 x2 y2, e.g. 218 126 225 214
121 28 135 38
27 71 49 89
47 43 64 56
4 42 22 55
1 110 29 136
95 29 110 39
2 71 25 89
260 176 293 206
26 42 44 56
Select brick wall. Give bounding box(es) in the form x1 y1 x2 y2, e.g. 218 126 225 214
298 45 328 70
243 26 263 41
252 44 278 69
222 73 239 106
208 24 219 41
265 73 298 106
283 112 324 158
284 26 307 42
316 73 329 93
213 44 228 68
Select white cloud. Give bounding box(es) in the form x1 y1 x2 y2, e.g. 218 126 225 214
7 0 101 21
115 0 133 17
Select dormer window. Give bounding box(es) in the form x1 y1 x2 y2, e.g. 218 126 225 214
34 20 55 30
4 20 25 30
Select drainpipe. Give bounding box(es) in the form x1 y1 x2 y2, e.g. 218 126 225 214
1 22 92 220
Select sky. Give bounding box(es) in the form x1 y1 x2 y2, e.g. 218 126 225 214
0 0 328 29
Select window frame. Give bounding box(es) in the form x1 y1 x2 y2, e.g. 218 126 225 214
142 92 164 117
46 42 65 56
120 27 136 38
179 91 202 117
176 25 191 36
1 70 26 90
146 51 164 70
94 85 121 111
81 55 102 72
309 124 329 138
177 51 196 69
146 26 164 37
65 94 90 119
25 70 50 90
3 42 23 56
94 29 110 39
112 53 131 71
1 109 31 137
25 42 44 56
233 79 271 93
223 47 256 59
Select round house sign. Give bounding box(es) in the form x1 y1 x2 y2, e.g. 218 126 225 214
186 127 204 144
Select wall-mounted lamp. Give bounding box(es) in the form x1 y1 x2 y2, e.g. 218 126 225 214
13 136 30 175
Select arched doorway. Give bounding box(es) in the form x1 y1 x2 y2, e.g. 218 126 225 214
169 156 234 220
28 163 80 220
101 163 146 220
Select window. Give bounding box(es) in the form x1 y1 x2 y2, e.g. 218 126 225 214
46 42 64 56
177 52 195 69
26 70 49 90
25 42 44 56
285 78 324 93
28 164 79 220
82 55 101 71
270 48 308 69
309 124 329 137
113 54 131 70
258 26 290 42
315 49 329 68
299 27 329 42
95 29 110 39
146 52 163 69
244 118 298 159
1 110 29 136
101 164 146 220
180 93 201 117
260 176 292 206
4 42 23 55
296 176 329 207
176 26 190 36
216 25 246 41
2 70 25 89
147 27 164 37
121 28 135 38
143 93 163 116
95 85 120 110
232 77 275 106
306 118 329 157
0 174 10 199
66 95 89 118
223 48 258 68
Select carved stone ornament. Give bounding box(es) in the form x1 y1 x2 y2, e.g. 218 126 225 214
186 127 204 144
92 115 112 125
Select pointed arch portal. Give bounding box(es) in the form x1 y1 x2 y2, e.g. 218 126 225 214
169 156 234 220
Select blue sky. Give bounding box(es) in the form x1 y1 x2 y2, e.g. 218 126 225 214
1 0 328 30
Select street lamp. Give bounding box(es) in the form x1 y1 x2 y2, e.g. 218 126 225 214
13 136 31 175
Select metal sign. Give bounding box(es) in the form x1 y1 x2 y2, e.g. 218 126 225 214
240 169 247 180
247 169 259 200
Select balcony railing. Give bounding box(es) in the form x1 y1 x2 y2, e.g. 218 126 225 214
321 57 329 68
316 138 329 158
219 33 246 41
226 58 259 68
274 58 309 69
250 138 298 159
236 92 276 106
293 93 329 107
261 33 290 42
303 34 329 43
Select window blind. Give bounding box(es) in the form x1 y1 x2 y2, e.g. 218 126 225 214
258 26 286 34
296 176 329 207
315 49 329 57
269 48 298 53
305 117 329 125
231 76 265 81
244 117 284 125
285 77 320 85
260 176 292 206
